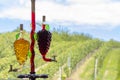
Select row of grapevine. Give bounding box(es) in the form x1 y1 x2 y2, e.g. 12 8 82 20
95 40 120 71
78 40 120 80
95 41 120 80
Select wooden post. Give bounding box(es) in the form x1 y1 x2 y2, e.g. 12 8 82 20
59 67 62 80
68 56 71 76
94 58 98 80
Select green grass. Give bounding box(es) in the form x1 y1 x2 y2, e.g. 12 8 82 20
97 48 120 80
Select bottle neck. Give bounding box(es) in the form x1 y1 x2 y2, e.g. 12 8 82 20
42 24 46 30
20 30 23 39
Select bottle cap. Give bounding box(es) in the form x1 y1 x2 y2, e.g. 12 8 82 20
20 24 23 31
42 16 46 22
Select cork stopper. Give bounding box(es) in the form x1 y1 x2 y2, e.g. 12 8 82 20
42 16 46 22
20 24 23 31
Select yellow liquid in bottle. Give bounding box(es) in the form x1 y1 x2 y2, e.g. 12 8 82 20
14 38 30 65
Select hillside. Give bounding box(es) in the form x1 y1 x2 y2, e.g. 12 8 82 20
0 30 120 80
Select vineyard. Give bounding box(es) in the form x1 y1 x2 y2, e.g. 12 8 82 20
69 40 120 80
0 30 120 80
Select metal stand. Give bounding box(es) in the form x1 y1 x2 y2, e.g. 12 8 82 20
17 72 48 80
17 1 56 80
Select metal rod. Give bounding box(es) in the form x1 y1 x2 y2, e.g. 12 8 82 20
94 58 98 80
30 0 36 76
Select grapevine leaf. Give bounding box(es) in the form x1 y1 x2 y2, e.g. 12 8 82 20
28 50 32 58
16 33 20 40
34 33 38 40
45 24 50 31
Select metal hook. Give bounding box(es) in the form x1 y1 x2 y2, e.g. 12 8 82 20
51 55 57 62
8 65 18 72
8 65 22 72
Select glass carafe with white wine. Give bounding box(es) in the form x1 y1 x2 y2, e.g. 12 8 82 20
14 24 30 65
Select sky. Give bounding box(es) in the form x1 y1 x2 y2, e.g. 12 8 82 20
0 0 120 41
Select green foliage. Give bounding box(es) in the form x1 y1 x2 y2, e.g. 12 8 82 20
52 31 92 42
64 66 71 77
